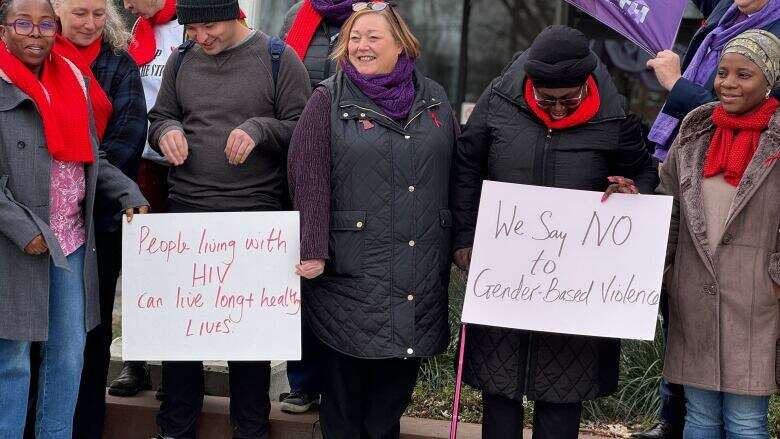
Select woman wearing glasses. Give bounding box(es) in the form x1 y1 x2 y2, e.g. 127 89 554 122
0 0 147 436
52 0 147 435
451 26 658 438
287 2 457 437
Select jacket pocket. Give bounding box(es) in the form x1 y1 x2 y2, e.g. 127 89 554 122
328 210 366 277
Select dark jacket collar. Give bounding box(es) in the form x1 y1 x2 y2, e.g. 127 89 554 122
0 73 31 111
336 69 441 126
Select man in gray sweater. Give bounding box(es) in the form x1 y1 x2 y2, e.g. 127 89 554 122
147 0 310 435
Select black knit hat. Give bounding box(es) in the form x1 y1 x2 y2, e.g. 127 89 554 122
524 25 598 88
176 0 240 25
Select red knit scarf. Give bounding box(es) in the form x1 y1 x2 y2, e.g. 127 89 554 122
524 75 601 130
53 35 112 140
128 0 177 66
704 97 779 186
0 42 94 163
285 0 322 60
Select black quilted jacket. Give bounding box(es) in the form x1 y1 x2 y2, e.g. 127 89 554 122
304 71 457 359
451 52 658 402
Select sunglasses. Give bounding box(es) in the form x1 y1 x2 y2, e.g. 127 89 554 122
352 1 395 12
532 84 587 109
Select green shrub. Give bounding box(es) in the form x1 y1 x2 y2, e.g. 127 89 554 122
410 267 780 437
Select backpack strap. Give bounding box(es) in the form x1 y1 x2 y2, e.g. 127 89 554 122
268 35 285 117
173 39 196 79
268 36 285 87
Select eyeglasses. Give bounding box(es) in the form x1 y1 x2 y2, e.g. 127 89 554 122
532 84 587 109
2 19 58 37
352 1 395 12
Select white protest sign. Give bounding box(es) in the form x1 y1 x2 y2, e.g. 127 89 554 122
121 212 301 361
461 181 672 340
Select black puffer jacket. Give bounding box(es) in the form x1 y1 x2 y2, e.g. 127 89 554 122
305 71 457 359
281 1 340 89
452 52 658 403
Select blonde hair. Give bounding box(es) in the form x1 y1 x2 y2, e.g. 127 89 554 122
331 5 421 65
58 0 131 52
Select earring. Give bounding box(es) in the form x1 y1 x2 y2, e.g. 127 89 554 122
766 88 772 99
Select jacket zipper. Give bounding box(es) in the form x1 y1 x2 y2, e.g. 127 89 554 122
324 23 336 78
522 132 551 398
404 102 442 130
341 102 442 133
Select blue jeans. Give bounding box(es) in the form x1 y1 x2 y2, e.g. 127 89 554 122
0 246 87 438
684 386 769 439
286 313 321 394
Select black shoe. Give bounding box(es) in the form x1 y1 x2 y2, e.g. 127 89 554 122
279 391 319 414
108 361 151 397
632 421 678 439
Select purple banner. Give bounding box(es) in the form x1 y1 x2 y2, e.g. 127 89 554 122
565 0 688 54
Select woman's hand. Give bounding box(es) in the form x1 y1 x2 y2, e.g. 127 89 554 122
24 234 48 255
646 50 682 91
296 259 326 279
125 205 150 223
453 247 472 271
601 176 638 202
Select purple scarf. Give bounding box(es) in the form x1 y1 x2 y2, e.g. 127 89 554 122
342 55 416 121
649 0 780 160
311 0 357 24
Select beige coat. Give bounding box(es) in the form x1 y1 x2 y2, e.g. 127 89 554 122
658 102 780 395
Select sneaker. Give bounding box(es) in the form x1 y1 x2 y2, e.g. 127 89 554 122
279 391 319 414
108 361 151 397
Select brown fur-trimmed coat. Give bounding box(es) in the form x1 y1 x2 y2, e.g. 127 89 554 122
658 101 780 395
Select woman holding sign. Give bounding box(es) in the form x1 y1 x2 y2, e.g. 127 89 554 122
657 30 780 438
287 2 457 437
0 0 148 435
53 0 147 434
451 26 658 438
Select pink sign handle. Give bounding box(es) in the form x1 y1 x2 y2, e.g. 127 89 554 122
449 323 468 439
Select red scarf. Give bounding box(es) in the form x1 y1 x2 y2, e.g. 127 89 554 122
285 0 322 60
128 0 177 66
704 97 779 186
0 42 94 163
53 35 112 140
524 75 601 130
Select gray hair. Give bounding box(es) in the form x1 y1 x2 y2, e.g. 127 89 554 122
102 0 130 52
58 0 131 52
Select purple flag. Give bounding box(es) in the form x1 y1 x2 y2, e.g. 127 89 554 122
565 0 688 54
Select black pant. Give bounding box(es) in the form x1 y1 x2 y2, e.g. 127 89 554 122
72 229 123 439
318 342 421 439
482 393 582 439
157 361 271 438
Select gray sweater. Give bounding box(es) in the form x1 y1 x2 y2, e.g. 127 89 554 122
148 31 311 210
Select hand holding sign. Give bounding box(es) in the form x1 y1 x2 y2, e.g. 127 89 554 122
460 181 672 341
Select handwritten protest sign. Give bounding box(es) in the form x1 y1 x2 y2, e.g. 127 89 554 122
121 212 301 361
461 181 672 340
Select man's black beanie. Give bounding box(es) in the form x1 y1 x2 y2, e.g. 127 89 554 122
177 0 240 25
524 25 598 88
